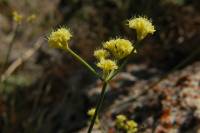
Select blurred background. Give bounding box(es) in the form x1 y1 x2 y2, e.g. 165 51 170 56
0 0 200 132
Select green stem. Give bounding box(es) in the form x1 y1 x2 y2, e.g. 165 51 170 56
67 48 103 80
87 81 108 133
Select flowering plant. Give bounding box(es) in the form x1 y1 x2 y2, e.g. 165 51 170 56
48 16 155 133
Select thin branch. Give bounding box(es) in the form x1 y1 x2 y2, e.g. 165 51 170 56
87 81 108 133
67 48 103 80
1 38 43 82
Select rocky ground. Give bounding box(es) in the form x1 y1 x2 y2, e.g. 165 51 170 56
80 61 200 133
0 0 200 133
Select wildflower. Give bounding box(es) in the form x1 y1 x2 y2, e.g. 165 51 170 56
97 59 118 72
116 115 127 122
48 27 72 49
87 108 96 117
115 114 138 133
27 14 36 23
12 11 23 24
115 114 127 129
125 120 138 133
128 16 155 40
87 108 99 126
94 49 110 60
103 38 134 60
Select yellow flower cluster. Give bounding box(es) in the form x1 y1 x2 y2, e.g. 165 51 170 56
48 28 72 49
115 114 138 133
87 108 99 125
27 14 37 23
47 16 155 80
97 59 118 72
87 108 96 117
103 38 134 60
12 11 37 24
128 17 155 40
12 11 23 24
116 115 127 128
46 15 156 133
94 49 109 60
94 38 134 73
125 120 138 133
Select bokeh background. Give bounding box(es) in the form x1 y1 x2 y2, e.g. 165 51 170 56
0 0 200 132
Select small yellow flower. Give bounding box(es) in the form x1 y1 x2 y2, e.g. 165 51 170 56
116 115 127 122
127 128 138 133
87 108 96 117
94 49 109 60
97 59 118 72
12 11 23 24
103 38 134 60
27 14 37 23
116 114 127 129
128 16 155 40
87 108 99 126
115 114 138 133
48 27 72 49
125 120 138 132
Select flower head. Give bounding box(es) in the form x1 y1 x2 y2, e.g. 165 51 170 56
97 59 118 72
128 16 155 40
125 120 138 133
115 115 138 133
12 11 23 24
87 108 99 125
87 108 96 117
116 114 127 128
48 27 72 49
27 14 37 23
94 49 109 60
103 38 134 60
116 115 127 122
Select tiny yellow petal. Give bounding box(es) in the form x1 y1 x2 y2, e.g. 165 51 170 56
87 108 96 117
97 59 118 72
128 16 155 40
27 14 37 23
94 49 109 60
115 114 127 129
127 128 138 133
12 11 23 24
125 120 138 133
126 120 138 129
48 27 72 49
116 115 127 122
103 38 134 60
